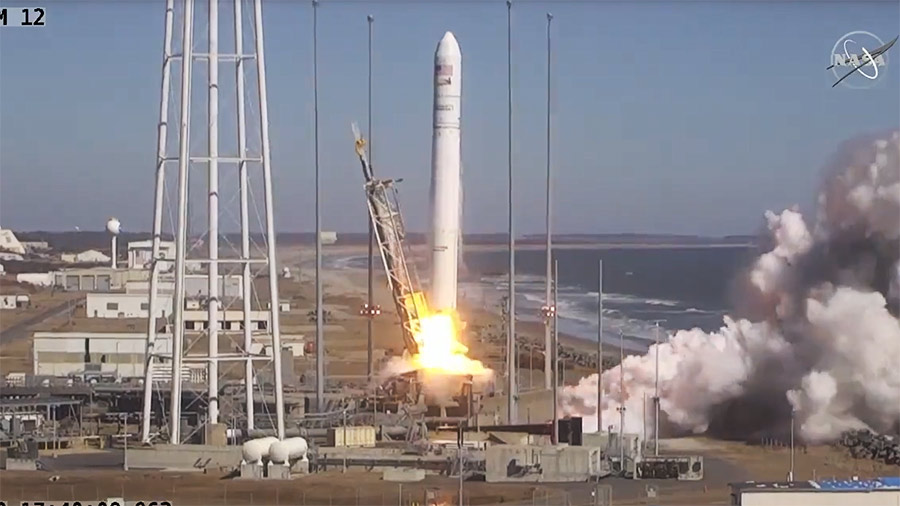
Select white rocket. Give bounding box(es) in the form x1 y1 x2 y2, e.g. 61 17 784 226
429 31 462 312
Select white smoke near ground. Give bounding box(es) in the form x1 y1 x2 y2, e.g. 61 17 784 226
560 131 900 444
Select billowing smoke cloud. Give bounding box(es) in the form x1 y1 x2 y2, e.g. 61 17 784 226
560 131 900 443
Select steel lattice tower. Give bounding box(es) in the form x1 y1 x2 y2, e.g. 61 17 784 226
140 0 286 444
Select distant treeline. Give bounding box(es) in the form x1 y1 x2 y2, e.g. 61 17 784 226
16 230 757 252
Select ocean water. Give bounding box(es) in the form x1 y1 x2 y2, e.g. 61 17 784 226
327 245 758 352
460 246 758 351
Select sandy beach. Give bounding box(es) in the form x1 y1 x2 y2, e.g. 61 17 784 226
277 244 615 394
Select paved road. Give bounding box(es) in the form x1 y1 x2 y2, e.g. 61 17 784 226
1 295 82 342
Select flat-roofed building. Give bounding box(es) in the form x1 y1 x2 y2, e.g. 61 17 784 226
51 267 149 292
86 292 173 319
33 331 173 379
127 240 176 271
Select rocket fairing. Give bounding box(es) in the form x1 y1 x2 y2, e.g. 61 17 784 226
429 31 463 312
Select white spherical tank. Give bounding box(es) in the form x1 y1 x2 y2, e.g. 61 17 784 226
241 436 278 464
106 217 121 235
269 437 309 464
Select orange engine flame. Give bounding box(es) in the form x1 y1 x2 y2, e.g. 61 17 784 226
411 311 491 378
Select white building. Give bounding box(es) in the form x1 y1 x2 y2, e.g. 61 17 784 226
125 274 243 299
0 229 25 255
33 331 173 379
52 267 149 292
16 272 53 286
181 309 270 331
86 292 173 319
127 240 176 271
0 252 23 261
0 294 30 309
21 241 50 252
61 249 111 264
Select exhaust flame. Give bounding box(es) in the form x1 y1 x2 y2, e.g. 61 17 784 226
412 311 492 379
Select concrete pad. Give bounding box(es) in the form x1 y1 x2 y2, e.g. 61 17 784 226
383 468 426 482
239 462 264 480
267 464 291 480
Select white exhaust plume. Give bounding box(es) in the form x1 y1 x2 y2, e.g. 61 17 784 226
561 131 900 443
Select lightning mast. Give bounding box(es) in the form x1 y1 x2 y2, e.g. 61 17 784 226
142 0 286 443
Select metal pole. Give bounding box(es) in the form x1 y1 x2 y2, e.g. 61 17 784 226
253 0 286 439
169 0 196 444
313 0 325 413
124 412 129 471
618 329 625 474
141 0 176 443
366 13 375 384
551 259 559 445
654 322 659 455
506 0 516 425
542 11 553 391
789 410 795 481
458 424 464 506
207 0 221 429
642 393 646 445
235 0 254 431
651 319 664 456
597 259 603 434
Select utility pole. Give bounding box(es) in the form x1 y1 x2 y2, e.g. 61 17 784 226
597 259 603 434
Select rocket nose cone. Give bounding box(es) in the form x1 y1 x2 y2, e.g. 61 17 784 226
436 31 461 57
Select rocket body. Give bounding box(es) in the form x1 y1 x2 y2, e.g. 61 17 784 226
429 32 462 312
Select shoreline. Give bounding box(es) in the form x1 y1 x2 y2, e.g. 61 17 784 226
293 249 634 385
316 242 756 256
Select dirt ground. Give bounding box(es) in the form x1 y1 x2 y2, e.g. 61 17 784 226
4 435 898 506
0 467 719 506
2 439 896 506
0 280 84 375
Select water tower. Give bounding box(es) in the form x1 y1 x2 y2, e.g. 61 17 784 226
106 217 121 269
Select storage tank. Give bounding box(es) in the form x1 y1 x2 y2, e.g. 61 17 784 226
241 436 278 464
269 437 309 465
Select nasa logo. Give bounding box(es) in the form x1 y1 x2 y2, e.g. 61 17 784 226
829 31 896 89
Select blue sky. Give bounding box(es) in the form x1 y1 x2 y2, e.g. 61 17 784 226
1 0 898 236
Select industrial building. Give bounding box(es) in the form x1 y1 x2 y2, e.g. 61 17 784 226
61 249 111 264
51 266 148 292
180 309 270 331
124 274 243 299
126 239 175 270
86 292 173 319
0 228 26 255
729 477 900 506
0 294 30 309
32 331 173 379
